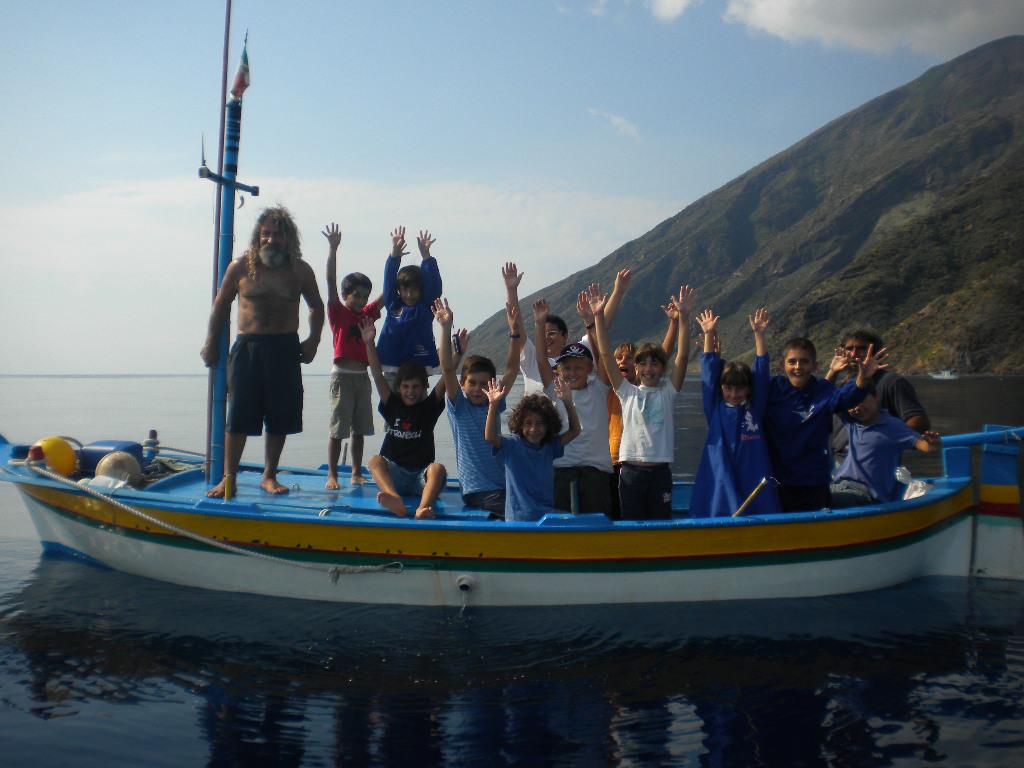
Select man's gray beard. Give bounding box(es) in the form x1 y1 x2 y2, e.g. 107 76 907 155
258 246 288 269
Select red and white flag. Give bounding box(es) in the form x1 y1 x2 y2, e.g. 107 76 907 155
230 43 250 100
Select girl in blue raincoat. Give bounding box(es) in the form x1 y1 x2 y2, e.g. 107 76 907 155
690 307 780 518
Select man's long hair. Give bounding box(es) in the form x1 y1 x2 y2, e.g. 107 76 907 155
245 206 302 278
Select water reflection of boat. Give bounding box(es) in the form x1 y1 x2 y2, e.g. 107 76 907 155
3 554 1023 765
0 426 1022 607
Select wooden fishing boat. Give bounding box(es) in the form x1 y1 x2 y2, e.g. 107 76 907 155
1 427 1021 607
3 25 1021 608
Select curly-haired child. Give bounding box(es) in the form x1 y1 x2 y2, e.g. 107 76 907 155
483 379 581 522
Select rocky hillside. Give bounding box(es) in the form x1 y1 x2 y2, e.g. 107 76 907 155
469 36 1024 373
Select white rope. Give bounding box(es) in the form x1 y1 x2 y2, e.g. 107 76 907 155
26 463 403 582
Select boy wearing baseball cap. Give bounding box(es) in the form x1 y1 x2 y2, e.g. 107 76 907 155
531 296 614 516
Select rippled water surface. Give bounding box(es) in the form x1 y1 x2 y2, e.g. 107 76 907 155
1 374 1023 766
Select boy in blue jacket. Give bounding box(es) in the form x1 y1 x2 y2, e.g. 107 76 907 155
375 227 443 384
765 337 885 511
691 307 780 517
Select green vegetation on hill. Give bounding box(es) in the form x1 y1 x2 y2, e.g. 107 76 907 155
469 36 1024 374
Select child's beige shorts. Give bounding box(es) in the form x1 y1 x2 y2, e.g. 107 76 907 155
329 370 375 439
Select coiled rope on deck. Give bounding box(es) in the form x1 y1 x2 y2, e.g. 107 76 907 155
26 464 403 583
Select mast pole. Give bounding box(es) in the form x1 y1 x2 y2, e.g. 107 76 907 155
205 0 233 482
200 26 258 487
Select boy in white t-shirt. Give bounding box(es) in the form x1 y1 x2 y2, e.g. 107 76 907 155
531 296 614 515
590 283 696 520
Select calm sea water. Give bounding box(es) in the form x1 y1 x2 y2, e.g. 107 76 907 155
1 374 1023 766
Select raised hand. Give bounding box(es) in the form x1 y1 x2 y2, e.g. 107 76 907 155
697 308 719 334
553 375 573 404
748 307 770 334
859 344 889 379
417 230 436 259
390 226 408 259
359 316 377 343
485 378 506 403
576 286 597 326
454 327 469 354
502 262 524 289
432 297 453 328
321 222 342 250
506 301 522 333
614 269 632 291
532 298 550 325
661 298 680 321
676 284 697 317
585 283 608 316
828 347 855 376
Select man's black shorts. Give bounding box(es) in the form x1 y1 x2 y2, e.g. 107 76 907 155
226 333 303 436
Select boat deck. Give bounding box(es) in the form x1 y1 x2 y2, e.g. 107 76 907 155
143 463 695 522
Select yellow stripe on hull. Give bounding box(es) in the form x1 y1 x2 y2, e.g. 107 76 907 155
980 483 1021 505
23 484 974 564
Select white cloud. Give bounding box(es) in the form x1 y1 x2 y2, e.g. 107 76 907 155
0 177 678 373
723 0 1024 58
588 107 641 139
649 0 701 22
561 0 700 22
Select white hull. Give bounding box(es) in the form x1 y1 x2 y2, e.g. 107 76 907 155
24 492 984 608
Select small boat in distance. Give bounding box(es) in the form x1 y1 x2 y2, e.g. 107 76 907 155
930 369 960 380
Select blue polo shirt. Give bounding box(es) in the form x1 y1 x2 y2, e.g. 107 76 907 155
835 410 920 501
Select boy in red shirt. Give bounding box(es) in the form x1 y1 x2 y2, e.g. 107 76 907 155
322 223 384 489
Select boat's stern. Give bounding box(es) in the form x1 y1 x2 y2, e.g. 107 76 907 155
972 425 1024 580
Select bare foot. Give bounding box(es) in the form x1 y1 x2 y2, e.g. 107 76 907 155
325 474 340 491
261 476 290 494
206 474 234 498
377 491 407 517
351 472 366 485
415 505 435 520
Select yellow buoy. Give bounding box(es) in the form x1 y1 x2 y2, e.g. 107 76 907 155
32 436 78 477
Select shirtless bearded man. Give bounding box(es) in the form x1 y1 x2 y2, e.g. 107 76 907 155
201 206 325 496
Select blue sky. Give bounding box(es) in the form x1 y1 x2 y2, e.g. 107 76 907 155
1 0 1021 373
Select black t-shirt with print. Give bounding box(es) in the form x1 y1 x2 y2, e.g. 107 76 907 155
378 394 445 469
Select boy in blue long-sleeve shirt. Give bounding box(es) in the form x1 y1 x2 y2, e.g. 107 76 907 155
376 227 443 382
765 337 884 511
